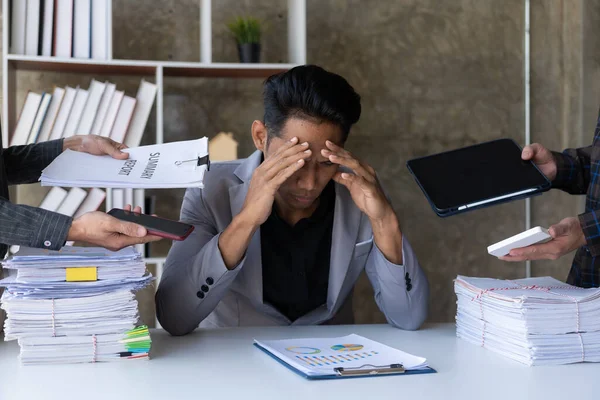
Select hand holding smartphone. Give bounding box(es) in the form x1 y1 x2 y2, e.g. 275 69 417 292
108 208 194 241
487 226 552 257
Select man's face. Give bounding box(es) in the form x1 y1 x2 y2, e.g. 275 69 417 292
264 118 344 211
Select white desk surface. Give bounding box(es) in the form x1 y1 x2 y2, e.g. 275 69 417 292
0 323 598 400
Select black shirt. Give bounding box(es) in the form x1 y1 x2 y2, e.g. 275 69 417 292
261 181 336 322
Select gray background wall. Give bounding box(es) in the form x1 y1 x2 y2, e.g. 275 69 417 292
2 0 599 326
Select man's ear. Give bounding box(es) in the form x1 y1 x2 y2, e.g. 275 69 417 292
251 120 268 152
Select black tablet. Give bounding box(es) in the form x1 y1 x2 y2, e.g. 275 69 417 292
406 138 551 217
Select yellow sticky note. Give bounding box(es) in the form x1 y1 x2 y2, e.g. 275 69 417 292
65 267 97 282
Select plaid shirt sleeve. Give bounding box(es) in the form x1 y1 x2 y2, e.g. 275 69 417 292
578 210 600 257
2 139 64 185
551 147 592 195
0 198 72 250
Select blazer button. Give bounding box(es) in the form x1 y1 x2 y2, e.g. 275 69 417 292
405 272 410 281
196 291 205 299
206 277 214 285
201 285 210 293
406 283 413 292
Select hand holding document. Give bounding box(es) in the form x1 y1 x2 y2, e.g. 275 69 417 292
40 138 209 188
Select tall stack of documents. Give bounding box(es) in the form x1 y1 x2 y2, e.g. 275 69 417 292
455 275 600 365
0 246 153 365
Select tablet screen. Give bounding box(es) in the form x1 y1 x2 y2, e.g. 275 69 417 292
407 139 550 211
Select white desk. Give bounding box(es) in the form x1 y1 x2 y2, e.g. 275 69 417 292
0 323 598 400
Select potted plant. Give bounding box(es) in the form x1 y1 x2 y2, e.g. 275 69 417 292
227 16 262 63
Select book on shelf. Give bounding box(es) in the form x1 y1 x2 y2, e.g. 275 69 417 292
39 186 69 212
11 92 42 146
56 187 88 217
61 88 89 138
91 0 109 60
73 0 91 59
9 0 108 59
91 83 116 136
54 0 73 58
12 79 154 148
37 87 66 143
26 92 52 144
48 86 77 140
73 188 106 219
99 90 124 137
25 0 41 56
124 80 158 148
10 0 27 55
40 0 55 57
77 80 106 135
110 96 137 143
111 189 125 210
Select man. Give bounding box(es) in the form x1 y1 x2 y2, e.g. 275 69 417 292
156 65 428 335
500 114 600 288
0 132 161 257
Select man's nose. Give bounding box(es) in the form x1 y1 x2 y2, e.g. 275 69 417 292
296 165 317 191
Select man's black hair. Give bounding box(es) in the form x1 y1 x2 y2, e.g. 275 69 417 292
263 65 361 142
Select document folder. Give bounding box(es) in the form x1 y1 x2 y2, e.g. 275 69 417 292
253 334 436 380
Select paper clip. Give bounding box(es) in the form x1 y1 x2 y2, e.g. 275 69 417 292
174 154 210 170
334 363 405 376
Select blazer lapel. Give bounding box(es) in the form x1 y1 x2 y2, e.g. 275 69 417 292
228 151 264 306
326 183 362 312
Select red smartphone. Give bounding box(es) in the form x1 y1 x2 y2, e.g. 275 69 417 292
108 209 194 241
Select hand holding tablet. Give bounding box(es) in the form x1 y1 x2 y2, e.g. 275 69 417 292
406 139 551 217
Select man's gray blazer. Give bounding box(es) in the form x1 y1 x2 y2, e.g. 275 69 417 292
155 151 429 335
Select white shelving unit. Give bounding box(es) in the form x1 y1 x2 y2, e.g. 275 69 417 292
1 0 307 322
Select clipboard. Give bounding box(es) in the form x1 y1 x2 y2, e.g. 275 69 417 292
406 138 551 217
253 342 437 380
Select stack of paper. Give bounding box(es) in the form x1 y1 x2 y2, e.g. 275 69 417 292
40 138 210 189
455 275 600 365
0 246 153 364
19 326 151 365
4 246 146 284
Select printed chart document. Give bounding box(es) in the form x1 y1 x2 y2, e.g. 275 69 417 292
40 138 209 188
254 334 434 379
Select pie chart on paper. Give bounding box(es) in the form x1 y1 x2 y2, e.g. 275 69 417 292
285 346 321 354
331 344 364 352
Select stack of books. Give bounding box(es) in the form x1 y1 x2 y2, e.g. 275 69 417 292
10 78 157 149
0 246 153 365
11 0 110 59
455 275 600 365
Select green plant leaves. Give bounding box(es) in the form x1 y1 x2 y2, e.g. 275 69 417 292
227 16 262 44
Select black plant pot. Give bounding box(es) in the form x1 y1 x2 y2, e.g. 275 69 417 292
238 43 261 63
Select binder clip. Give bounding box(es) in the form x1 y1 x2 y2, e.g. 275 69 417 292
333 363 405 377
174 154 210 171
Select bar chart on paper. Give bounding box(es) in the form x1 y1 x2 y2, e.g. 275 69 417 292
292 350 380 367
